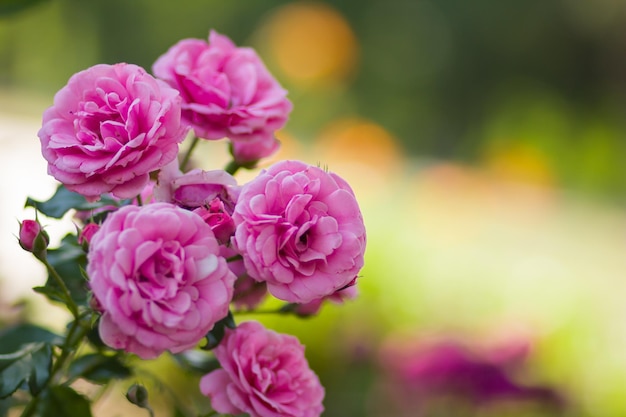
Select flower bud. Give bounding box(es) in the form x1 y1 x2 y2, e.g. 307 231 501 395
19 219 49 256
193 198 236 244
78 223 100 247
126 384 150 409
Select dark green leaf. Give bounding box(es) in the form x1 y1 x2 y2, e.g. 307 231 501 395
25 186 91 219
68 353 131 384
0 0 49 16
24 184 130 220
32 286 67 305
0 324 62 355
38 385 92 417
85 318 106 350
171 350 220 374
0 343 52 398
28 344 52 395
201 311 236 351
44 234 89 305
0 347 31 398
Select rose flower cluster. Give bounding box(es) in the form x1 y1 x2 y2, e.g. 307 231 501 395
26 30 366 417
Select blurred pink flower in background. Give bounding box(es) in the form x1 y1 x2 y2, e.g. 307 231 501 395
38 63 187 201
375 332 564 417
200 320 325 417
232 160 366 303
87 203 236 359
153 30 292 164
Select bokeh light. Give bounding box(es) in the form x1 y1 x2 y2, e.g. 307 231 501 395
258 1 358 86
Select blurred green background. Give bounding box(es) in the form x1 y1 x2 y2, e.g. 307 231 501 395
2 0 626 416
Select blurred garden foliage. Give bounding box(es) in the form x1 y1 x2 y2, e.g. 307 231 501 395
2 0 626 199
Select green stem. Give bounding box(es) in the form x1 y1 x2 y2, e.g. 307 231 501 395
224 160 241 176
233 303 297 316
180 137 200 171
225 254 242 263
42 258 79 320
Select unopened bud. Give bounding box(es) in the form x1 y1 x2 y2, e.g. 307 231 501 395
19 219 49 257
78 223 100 247
126 384 150 409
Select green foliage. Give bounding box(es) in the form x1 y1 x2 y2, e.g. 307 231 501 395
0 343 52 398
0 0 48 16
67 353 132 384
0 324 63 355
25 185 130 221
37 385 92 417
201 311 236 351
40 233 89 306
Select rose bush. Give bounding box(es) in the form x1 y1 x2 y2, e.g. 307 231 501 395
232 160 366 303
87 202 236 359
200 321 325 417
38 63 187 201
152 30 292 163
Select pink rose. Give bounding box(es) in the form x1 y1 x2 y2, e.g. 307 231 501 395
192 199 236 245
38 63 187 202
200 321 324 417
293 280 358 317
154 160 239 210
152 30 292 163
78 223 100 246
232 160 366 303
87 203 236 359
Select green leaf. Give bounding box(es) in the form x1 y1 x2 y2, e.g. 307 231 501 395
25 185 91 219
201 311 236 351
0 324 62 355
44 234 89 305
0 346 32 398
0 0 49 16
171 351 220 374
68 353 132 384
24 184 130 220
28 344 52 395
38 385 92 417
0 343 52 398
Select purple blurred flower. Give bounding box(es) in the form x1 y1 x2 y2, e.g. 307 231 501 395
377 335 564 416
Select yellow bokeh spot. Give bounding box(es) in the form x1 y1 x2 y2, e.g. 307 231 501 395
483 141 556 188
315 117 403 173
261 1 358 85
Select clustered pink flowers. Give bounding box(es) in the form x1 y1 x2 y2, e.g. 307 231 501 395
28 30 366 417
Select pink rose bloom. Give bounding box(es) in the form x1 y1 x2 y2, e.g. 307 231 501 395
293 281 358 317
38 63 187 202
152 30 292 163
200 321 324 417
154 160 239 210
192 199 236 245
87 203 236 359
232 160 366 303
